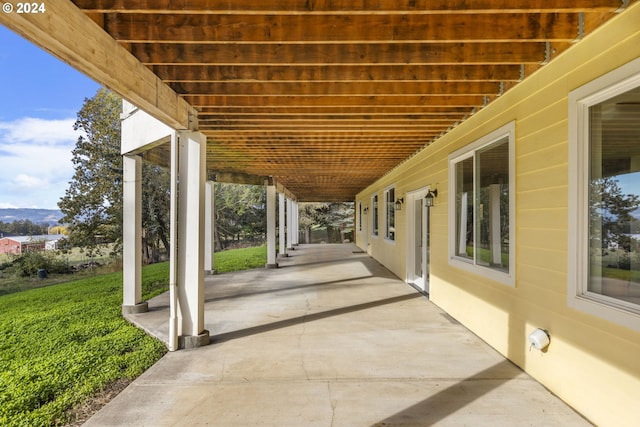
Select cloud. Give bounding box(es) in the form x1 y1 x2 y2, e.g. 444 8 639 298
0 117 78 145
0 117 81 208
13 173 47 189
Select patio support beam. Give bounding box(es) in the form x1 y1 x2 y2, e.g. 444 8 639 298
0 1 195 131
204 181 216 275
286 198 294 252
279 193 287 258
122 154 147 314
265 182 278 268
293 201 300 246
176 131 210 348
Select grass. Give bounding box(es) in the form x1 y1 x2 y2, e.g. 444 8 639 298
0 245 266 426
601 267 640 284
214 245 267 273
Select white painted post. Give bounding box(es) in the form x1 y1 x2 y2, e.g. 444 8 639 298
266 183 278 268
204 180 215 274
176 131 209 348
286 197 293 251
168 133 178 351
278 192 287 257
122 154 147 314
293 201 299 245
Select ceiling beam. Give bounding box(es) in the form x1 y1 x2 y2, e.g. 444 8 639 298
195 106 474 114
72 0 625 14
0 1 195 130
184 95 490 107
131 42 555 65
104 13 581 43
152 64 523 83
169 81 501 96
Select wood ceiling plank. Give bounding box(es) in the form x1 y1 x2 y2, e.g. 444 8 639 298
184 95 490 107
105 13 581 43
169 81 501 96
72 0 625 14
195 106 475 114
198 113 469 120
131 42 553 65
152 64 522 83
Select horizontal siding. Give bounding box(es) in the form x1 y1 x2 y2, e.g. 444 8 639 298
357 3 640 426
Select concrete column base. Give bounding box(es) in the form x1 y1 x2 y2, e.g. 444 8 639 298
278 253 289 258
205 269 217 276
122 302 149 315
265 263 279 269
179 330 210 349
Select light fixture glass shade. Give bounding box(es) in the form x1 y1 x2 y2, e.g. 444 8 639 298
424 192 435 207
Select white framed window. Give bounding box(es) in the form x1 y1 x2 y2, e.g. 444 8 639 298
384 186 396 241
371 194 379 237
448 121 515 286
568 57 640 331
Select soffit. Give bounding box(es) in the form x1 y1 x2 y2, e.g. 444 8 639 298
71 0 633 201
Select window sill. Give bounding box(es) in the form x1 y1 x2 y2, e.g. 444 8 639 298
449 256 515 287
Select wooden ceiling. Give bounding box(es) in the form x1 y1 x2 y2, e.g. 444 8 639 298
69 0 633 201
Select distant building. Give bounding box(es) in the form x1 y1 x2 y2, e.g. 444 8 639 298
0 234 66 255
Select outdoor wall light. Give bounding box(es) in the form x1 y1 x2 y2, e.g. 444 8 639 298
424 189 438 207
528 328 550 351
363 206 369 214
394 197 404 211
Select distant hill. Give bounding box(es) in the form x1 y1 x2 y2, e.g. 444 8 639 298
0 209 64 225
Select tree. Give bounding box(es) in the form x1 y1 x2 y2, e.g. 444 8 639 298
214 183 265 249
299 202 354 243
590 177 640 253
141 163 171 263
58 88 171 262
58 88 122 256
0 219 47 236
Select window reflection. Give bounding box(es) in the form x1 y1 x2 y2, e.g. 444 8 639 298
589 87 640 306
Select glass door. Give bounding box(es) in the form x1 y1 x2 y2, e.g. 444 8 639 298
408 189 430 293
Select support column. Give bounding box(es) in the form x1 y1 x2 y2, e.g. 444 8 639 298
286 197 294 251
265 183 278 268
122 154 148 314
204 180 216 275
278 192 287 258
176 131 209 348
293 201 300 246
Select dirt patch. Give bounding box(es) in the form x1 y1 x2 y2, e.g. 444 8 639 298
62 378 132 426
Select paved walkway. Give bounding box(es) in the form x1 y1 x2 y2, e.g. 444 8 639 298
85 244 590 426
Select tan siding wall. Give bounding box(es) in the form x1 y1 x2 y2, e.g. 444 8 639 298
356 3 640 426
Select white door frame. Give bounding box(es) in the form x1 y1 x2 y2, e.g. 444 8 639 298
405 186 430 293
360 201 369 251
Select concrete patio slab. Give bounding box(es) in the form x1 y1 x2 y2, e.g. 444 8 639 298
84 244 591 426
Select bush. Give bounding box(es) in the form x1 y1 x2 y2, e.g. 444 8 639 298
2 251 72 277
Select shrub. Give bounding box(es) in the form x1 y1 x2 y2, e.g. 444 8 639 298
2 251 72 278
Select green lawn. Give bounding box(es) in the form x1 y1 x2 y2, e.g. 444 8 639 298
602 266 640 284
214 245 267 273
0 245 266 426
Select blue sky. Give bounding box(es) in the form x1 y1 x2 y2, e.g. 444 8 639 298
0 25 100 209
